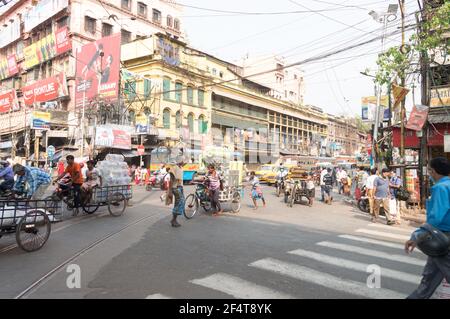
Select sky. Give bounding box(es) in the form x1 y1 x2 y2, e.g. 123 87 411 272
179 0 421 117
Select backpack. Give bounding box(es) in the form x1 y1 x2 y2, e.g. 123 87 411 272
323 174 333 186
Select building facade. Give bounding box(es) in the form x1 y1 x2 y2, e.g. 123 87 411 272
121 34 328 166
326 114 366 159
0 0 183 160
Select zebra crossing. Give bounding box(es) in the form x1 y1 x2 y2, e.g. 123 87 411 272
145 223 426 299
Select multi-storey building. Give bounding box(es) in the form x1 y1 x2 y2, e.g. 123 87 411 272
121 33 328 166
0 0 183 160
241 54 305 105
326 114 366 159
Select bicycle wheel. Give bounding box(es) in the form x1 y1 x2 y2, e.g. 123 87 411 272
16 210 51 252
184 194 199 219
108 192 126 217
230 192 241 213
82 202 100 214
44 196 59 215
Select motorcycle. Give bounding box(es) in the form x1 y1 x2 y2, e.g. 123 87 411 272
275 177 285 197
357 186 384 215
146 171 169 191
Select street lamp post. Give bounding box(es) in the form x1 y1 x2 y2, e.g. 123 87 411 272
368 4 398 168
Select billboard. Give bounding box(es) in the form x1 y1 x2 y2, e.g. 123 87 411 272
0 19 21 49
31 111 51 130
0 55 19 80
22 73 69 106
75 33 121 108
135 114 148 134
430 86 450 107
405 105 429 131
361 96 389 122
0 89 19 113
24 27 71 70
24 0 69 32
95 125 132 150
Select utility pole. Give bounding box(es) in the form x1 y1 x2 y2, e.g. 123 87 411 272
399 0 407 187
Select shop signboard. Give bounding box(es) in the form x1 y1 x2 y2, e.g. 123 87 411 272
95 125 132 150
31 111 51 130
22 73 69 106
0 89 19 113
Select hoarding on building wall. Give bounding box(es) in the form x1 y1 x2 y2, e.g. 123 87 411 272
31 111 51 130
75 34 121 108
0 89 19 113
361 96 389 122
23 27 71 70
22 73 69 106
135 114 148 134
0 55 19 80
95 125 132 150
430 86 450 107
0 19 21 49
405 105 429 131
24 0 69 32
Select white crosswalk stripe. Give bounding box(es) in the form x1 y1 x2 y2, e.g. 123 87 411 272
190 273 294 299
146 293 172 299
356 229 410 241
249 258 406 299
288 248 421 284
366 223 414 234
338 234 406 250
316 241 426 266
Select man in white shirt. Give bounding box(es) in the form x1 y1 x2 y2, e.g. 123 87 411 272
365 168 378 216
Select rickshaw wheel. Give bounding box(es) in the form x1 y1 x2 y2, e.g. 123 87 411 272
16 210 51 252
230 192 241 213
82 202 100 214
108 192 126 217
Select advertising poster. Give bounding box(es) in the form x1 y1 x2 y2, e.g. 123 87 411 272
0 55 19 80
95 125 132 150
75 33 121 108
405 105 429 131
23 27 71 70
430 86 450 107
361 96 389 122
0 89 19 113
31 111 52 130
22 73 69 106
135 114 148 134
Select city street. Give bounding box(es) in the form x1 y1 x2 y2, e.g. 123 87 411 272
0 184 426 299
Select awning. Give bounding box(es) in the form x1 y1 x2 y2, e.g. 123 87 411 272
212 112 267 129
428 113 450 124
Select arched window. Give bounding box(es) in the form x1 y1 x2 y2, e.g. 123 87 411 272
187 86 194 105
198 115 207 134
174 18 180 31
187 113 194 132
163 108 171 129
167 15 173 28
175 82 182 102
175 111 182 128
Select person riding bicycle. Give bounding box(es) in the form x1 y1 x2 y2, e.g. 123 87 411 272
55 155 84 211
276 163 288 182
12 164 52 199
0 160 15 194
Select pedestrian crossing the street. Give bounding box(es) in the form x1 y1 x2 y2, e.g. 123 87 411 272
145 223 426 299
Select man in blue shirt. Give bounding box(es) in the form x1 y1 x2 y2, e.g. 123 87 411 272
13 164 52 199
0 161 15 193
405 157 450 299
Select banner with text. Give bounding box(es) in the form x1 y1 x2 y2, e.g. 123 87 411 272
405 105 429 131
75 33 121 108
0 89 19 113
95 125 132 150
22 73 69 106
0 55 19 80
430 86 450 108
31 111 51 130
361 96 389 122
24 27 71 70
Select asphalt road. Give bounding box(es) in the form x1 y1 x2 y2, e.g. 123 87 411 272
0 184 427 299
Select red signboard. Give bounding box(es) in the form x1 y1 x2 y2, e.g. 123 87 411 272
0 89 19 113
0 55 19 80
55 27 71 55
22 73 69 106
405 105 429 131
75 33 121 108
392 127 420 148
137 145 145 155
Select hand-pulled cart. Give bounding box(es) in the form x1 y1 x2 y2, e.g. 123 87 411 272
82 184 133 217
284 167 312 207
0 198 61 252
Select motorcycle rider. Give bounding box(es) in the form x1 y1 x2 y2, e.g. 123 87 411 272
0 160 15 194
276 163 288 192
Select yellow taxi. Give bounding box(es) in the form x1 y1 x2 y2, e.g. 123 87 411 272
254 164 276 183
265 164 296 185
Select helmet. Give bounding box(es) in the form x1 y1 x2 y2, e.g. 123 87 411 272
416 224 450 257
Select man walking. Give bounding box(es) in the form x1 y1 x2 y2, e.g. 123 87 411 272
365 168 378 217
405 157 450 299
205 164 223 216
320 166 328 202
323 168 334 205
373 168 395 225
169 160 185 227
